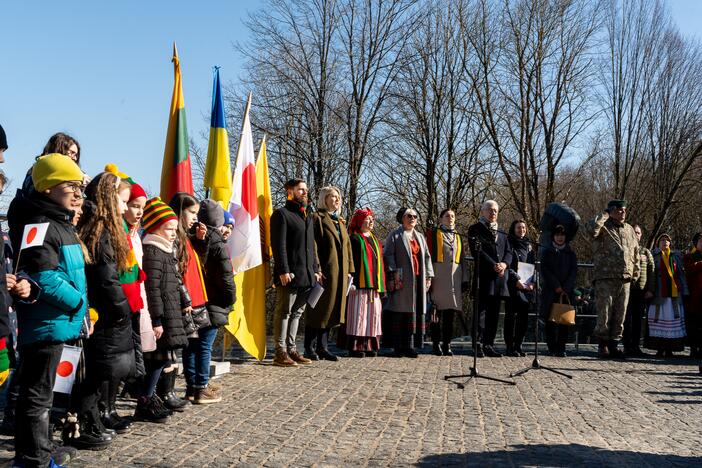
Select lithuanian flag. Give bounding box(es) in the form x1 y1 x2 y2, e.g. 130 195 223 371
160 43 194 202
204 67 232 208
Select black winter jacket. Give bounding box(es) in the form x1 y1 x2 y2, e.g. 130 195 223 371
142 234 188 350
507 237 535 304
539 243 578 317
193 229 236 327
270 200 320 288
84 230 134 357
467 221 513 297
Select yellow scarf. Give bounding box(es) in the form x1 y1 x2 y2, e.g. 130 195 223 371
661 248 678 297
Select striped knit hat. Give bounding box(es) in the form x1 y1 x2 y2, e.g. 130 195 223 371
142 197 178 233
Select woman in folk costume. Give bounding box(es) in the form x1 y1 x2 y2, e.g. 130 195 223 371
341 208 385 357
304 186 354 361
683 232 702 358
426 209 469 356
383 208 434 358
645 233 688 357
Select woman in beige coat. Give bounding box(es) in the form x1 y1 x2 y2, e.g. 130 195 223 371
304 186 354 361
426 209 469 356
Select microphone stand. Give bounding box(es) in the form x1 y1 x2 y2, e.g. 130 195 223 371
509 236 573 380
444 235 515 388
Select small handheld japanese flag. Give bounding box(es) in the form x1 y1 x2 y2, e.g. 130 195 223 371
20 223 49 250
53 345 81 394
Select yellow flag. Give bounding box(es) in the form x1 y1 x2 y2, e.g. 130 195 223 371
224 136 271 360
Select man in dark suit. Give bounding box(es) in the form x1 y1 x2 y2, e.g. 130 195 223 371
270 179 322 367
467 200 513 357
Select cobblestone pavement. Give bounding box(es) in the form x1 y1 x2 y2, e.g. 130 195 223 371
1 344 701 467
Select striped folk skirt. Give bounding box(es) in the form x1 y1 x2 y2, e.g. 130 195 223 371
646 297 686 351
346 289 382 337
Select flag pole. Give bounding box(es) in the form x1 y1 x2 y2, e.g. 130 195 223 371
233 92 253 161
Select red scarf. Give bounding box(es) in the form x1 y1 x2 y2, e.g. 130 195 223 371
183 239 208 307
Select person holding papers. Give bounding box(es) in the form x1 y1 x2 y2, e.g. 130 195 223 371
505 219 535 357
304 186 354 362
270 179 322 367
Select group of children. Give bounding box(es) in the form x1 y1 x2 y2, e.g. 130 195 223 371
0 127 236 468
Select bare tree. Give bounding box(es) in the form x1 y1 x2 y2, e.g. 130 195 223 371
460 0 601 228
335 0 419 212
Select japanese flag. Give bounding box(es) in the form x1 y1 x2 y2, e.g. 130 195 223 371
53 345 81 394
20 223 49 250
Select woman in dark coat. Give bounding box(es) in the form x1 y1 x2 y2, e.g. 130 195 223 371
383 208 434 357
683 232 702 358
304 186 354 361
540 225 577 357
73 172 136 449
505 219 535 357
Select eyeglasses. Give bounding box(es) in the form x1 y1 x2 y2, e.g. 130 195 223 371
63 182 85 195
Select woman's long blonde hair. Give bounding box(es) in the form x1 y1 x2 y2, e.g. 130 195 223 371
78 173 130 272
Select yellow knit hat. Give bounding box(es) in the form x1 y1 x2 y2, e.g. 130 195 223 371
31 153 84 192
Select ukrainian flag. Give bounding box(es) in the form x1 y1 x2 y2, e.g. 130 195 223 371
204 67 232 207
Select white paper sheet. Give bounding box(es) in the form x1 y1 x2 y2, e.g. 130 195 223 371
517 262 535 285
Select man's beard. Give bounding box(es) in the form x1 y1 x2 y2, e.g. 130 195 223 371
294 194 307 205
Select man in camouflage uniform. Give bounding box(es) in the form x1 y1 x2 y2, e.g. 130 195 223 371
623 225 654 356
586 200 640 359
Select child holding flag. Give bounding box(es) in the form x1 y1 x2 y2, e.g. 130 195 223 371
9 153 88 467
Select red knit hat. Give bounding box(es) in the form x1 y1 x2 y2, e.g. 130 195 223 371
129 183 147 202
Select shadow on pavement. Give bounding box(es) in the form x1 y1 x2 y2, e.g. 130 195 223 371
415 443 702 467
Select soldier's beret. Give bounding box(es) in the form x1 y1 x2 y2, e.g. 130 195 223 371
607 199 627 209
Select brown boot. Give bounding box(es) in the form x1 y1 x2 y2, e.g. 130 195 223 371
193 385 222 404
288 349 312 365
273 349 298 367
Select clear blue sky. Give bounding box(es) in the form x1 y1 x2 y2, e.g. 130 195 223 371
0 0 262 197
0 0 699 199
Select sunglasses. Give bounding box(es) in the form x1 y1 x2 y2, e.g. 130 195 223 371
406 214 418 219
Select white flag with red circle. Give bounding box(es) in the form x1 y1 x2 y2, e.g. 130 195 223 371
227 93 261 274
53 345 81 394
20 223 50 250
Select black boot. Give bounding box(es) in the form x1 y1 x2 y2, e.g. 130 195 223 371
432 342 443 356
316 329 338 361
68 414 113 451
101 380 132 434
134 396 170 424
157 370 189 412
441 343 453 357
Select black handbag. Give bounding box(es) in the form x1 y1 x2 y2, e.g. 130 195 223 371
182 311 198 336
191 305 212 330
